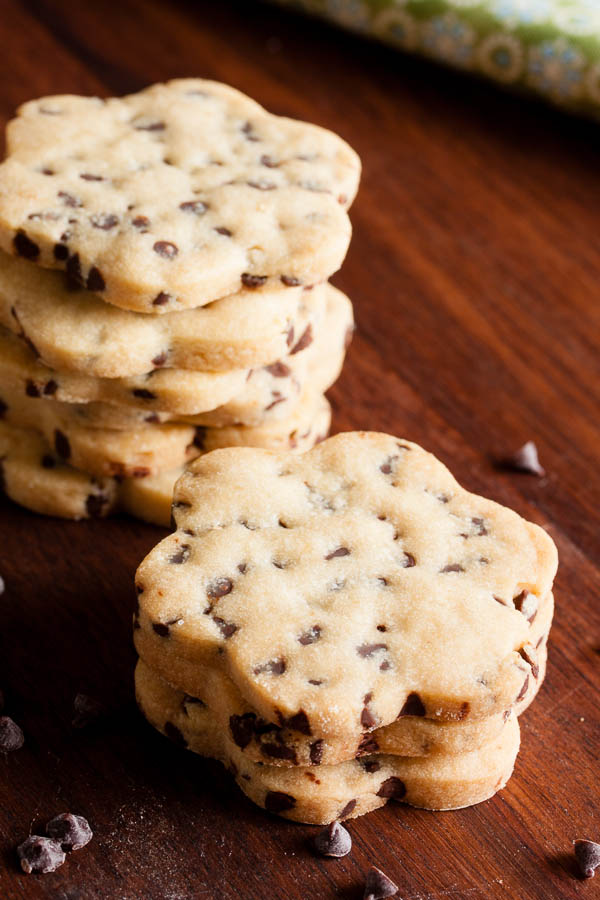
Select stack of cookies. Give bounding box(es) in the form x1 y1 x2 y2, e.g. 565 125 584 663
134 432 558 824
0 80 360 525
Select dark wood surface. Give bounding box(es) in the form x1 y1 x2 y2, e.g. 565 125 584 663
1 1 599 898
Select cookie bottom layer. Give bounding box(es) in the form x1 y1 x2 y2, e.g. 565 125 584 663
135 658 521 824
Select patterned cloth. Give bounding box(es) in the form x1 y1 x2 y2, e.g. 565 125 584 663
270 0 600 117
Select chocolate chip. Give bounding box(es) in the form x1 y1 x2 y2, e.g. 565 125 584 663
360 758 381 773
377 625 387 632
46 813 92 851
72 693 105 729
14 231 40 260
398 692 426 717
153 241 178 258
17 836 65 874
325 546 350 560
457 702 470 719
179 200 207 214
264 791 295 813
44 380 58 395
377 777 406 801
241 273 267 288
66 252 83 286
514 590 538 622
280 275 302 286
339 799 357 819
357 730 380 754
290 324 313 354
58 191 82 208
135 120 165 131
363 865 399 899
132 388 157 400
519 645 539 679
133 215 150 229
54 430 70 460
152 352 167 367
207 578 233 600
254 658 286 676
86 266 106 291
42 455 56 469
309 739 324 764
91 213 118 230
313 821 352 857
357 643 388 658
471 517 488 536
230 713 256 749
53 243 69 260
164 721 187 748
215 226 232 236
0 716 24 751
152 622 171 637
153 292 172 306
380 456 398 475
262 741 297 763
25 380 41 397
440 563 464 573
80 173 103 181
515 672 530 703
285 710 311 735
265 362 291 377
308 679 323 686
299 625 321 645
361 705 378 730
574 839 600 878
213 617 238 638
501 441 545 477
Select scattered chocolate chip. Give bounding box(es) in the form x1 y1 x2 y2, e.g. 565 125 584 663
262 742 297 763
308 679 323 686
361 706 378 730
313 821 352 857
309 739 324 764
80 173 103 181
325 546 350 560
86 266 106 291
290 324 313 355
213 617 238 638
14 231 40 260
0 716 24 751
164 721 186 748
338 799 357 819
91 213 118 230
515 672 530 703
152 622 171 637
41 455 56 469
519 645 539 679
46 813 92 851
66 253 83 286
377 777 406 801
207 578 233 600
58 191 82 208
241 273 267 288
230 713 256 749
299 625 321 645
457 702 470 719
53 243 69 261
280 275 302 286
87 492 110 517
264 791 295 814
153 241 178 259
17 836 65 874
214 226 232 236
153 291 172 306
169 544 190 564
72 694 105 729
398 692 426 717
133 215 150 229
501 441 545 476
363 865 399 899
265 362 291 378
357 643 388 658
179 200 207 214
135 120 165 131
152 352 167 367
132 388 157 400
25 380 40 397
54 430 71 460
440 563 464 573
254 658 286 676
574 839 600 878
285 710 311 735
514 590 538 622
360 758 381 773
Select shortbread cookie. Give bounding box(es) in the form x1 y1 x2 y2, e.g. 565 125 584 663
135 659 521 823
0 249 320 375
135 433 558 740
134 593 551 765
0 79 360 313
0 282 352 420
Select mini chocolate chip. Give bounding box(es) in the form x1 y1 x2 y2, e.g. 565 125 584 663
357 733 379 755
0 716 24 751
152 352 167 367
213 617 238 638
260 154 279 167
86 492 109 518
54 430 71 460
471 517 488 535
66 253 83 285
25 380 41 397
357 643 388 658
169 544 190 564
519 645 539 679
229 713 257 749
207 578 233 600
377 777 406 801
80 172 103 181
53 243 69 260
377 625 387 632
241 273 267 288
265 362 291 377
152 622 171 637
215 226 232 236
299 625 321 645
135 120 165 131
574 840 600 878
325 546 350 560
72 693 105 729
363 865 399 899
286 325 295 347
514 590 538 622
515 672 530 703
44 380 58 396
46 813 92 851
398 692 426 717
153 292 172 306
280 275 302 286
91 213 118 230
380 660 391 671
17 836 65 874
262 742 297 763
86 267 106 291
440 563 464 573
132 388 157 400
237 563 248 574
380 456 398 475
338 799 357 819
290 324 313 354
264 791 295 813
164 721 187 748
308 679 323 686
361 706 378 730
361 759 381 773
133 215 150 229
254 658 286 676
501 441 545 477
309 739 324 764
153 241 178 258
285 710 311 735
42 455 56 469
14 231 40 260
58 191 82 208
179 200 207 214
457 702 470 719
313 821 352 857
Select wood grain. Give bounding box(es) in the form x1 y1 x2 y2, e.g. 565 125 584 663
0 1 598 898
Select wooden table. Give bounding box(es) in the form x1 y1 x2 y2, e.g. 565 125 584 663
1 1 598 898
